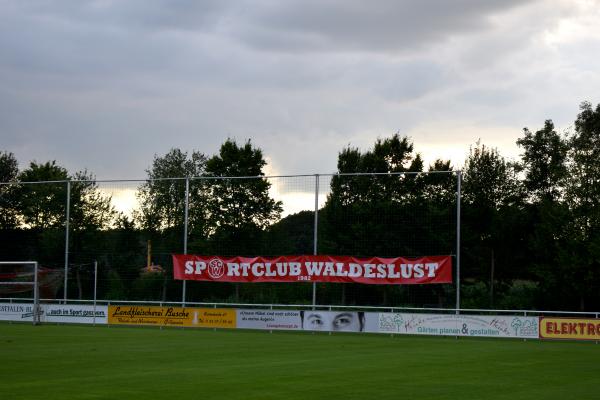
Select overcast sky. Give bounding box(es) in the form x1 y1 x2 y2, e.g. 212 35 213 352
1 0 600 180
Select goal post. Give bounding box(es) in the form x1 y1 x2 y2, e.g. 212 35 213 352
0 261 41 325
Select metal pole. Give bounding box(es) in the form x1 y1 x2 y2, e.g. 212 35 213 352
182 178 190 307
33 262 39 326
93 260 97 326
456 171 462 314
64 181 70 303
312 174 319 309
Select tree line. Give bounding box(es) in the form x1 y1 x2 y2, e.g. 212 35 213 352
1 102 599 311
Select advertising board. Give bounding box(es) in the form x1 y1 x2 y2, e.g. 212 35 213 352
0 302 35 322
107 306 235 328
378 313 539 338
43 304 107 324
236 309 302 330
539 317 600 340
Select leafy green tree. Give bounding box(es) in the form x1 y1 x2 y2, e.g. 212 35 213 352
329 134 424 205
70 171 117 231
135 148 208 301
187 139 283 303
517 120 568 202
16 162 116 231
16 161 70 229
515 120 569 309
204 139 282 240
0 151 19 228
560 102 600 309
321 135 455 307
461 142 525 306
136 148 208 235
8 160 118 275
421 159 456 203
0 151 18 183
66 170 119 299
462 142 522 209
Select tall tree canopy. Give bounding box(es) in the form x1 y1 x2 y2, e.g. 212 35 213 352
461 142 525 301
15 161 115 231
204 139 282 234
16 161 70 229
560 102 600 309
517 120 568 203
0 151 19 228
328 134 424 206
136 148 208 234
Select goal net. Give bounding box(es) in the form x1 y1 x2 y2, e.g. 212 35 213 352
0 261 46 325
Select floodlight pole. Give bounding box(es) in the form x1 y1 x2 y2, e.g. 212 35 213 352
312 174 319 309
456 171 462 314
93 260 98 326
33 261 39 326
64 180 71 303
182 178 190 307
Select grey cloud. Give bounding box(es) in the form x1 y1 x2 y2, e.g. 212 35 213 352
233 0 537 53
1 0 597 182
12 0 229 32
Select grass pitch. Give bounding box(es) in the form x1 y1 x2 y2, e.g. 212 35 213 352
1 323 599 400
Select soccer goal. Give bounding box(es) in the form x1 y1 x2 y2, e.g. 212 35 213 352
0 261 41 325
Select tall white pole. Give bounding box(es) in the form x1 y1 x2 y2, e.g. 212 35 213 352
312 174 319 309
182 178 190 307
33 262 39 326
456 171 462 314
93 260 98 326
64 181 70 303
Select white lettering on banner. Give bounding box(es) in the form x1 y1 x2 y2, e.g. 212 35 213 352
426 263 439 277
349 263 361 277
306 262 323 276
228 263 240 276
290 262 301 276
413 264 424 278
336 263 348 276
387 264 400 278
185 260 193 274
252 263 264 277
265 263 276 277
185 261 206 274
364 264 375 278
241 263 250 276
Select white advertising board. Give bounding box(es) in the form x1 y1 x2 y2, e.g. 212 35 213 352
0 303 35 322
378 313 539 338
0 303 108 324
236 309 302 330
42 304 108 324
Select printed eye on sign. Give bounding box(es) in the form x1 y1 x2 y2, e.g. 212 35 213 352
172 254 452 285
540 317 600 340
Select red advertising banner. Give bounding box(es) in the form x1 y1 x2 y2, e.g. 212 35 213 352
172 255 452 285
